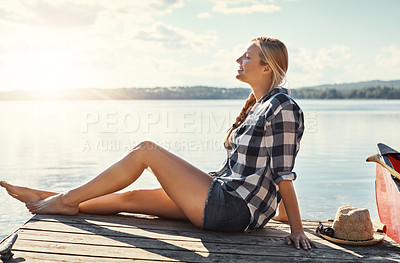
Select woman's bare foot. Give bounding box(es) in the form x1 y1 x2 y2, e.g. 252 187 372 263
272 201 289 222
0 181 57 204
26 193 79 215
272 214 289 222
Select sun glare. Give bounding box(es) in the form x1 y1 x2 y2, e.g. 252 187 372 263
24 51 72 91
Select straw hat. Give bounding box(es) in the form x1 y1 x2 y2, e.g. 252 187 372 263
316 206 384 246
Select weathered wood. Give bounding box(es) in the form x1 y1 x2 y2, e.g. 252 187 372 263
30 213 323 232
21 220 293 242
9 251 178 263
17 221 400 254
12 239 394 263
7 213 400 262
15 229 400 260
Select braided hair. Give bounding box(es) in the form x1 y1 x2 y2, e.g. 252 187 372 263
224 92 256 148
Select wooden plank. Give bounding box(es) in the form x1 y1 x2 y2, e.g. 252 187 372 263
29 213 321 232
21 217 400 250
30 213 200 232
21 220 293 242
9 213 400 262
18 220 400 254
15 224 400 261
29 214 398 245
15 228 400 260
9 251 177 263
12 239 392 263
25 214 332 243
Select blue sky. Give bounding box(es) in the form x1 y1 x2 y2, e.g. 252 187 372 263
0 0 399 91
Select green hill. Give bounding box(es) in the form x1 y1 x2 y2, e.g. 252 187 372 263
298 80 400 91
0 80 399 100
291 80 400 99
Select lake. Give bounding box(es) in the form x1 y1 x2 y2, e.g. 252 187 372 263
1 99 399 239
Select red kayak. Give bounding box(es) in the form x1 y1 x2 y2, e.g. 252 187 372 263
375 143 400 244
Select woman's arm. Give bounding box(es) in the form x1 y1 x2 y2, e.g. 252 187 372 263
277 180 318 250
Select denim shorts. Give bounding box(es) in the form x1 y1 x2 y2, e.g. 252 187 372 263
201 179 251 232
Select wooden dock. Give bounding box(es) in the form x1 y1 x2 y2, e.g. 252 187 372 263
4 213 400 262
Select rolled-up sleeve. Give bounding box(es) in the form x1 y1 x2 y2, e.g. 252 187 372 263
264 102 303 185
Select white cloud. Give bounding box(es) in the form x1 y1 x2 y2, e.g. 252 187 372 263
288 43 400 88
198 12 212 18
314 45 352 70
0 0 201 55
134 23 218 52
296 45 351 70
0 0 186 27
0 1 100 27
288 44 358 87
376 45 400 72
0 0 218 91
209 0 281 14
179 44 244 87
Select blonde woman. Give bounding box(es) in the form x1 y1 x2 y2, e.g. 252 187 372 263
1 37 317 250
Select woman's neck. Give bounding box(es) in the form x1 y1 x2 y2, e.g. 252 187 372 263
251 82 273 101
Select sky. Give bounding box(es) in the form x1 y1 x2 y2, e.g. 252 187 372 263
0 0 399 91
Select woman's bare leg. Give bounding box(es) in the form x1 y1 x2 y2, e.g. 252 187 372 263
25 141 213 227
79 188 187 220
0 182 186 220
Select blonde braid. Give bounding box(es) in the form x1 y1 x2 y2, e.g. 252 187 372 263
224 92 256 148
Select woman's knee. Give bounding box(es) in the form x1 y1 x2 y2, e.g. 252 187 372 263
128 141 160 164
133 141 159 151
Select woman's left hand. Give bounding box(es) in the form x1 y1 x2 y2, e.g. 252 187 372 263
285 229 318 250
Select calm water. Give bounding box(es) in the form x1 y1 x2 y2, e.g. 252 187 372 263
1 99 399 239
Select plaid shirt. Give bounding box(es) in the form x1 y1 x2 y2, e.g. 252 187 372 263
210 87 304 231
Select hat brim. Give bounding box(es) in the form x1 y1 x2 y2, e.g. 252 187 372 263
317 232 385 246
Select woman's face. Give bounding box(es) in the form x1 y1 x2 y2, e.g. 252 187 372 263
236 43 266 84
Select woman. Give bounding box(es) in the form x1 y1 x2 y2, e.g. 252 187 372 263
1 37 317 250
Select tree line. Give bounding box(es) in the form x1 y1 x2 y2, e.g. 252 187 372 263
0 85 399 100
290 86 400 99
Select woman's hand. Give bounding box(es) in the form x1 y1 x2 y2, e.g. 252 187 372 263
277 180 318 250
285 229 318 250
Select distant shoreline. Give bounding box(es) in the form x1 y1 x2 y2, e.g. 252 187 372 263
1 80 400 100
290 86 400 100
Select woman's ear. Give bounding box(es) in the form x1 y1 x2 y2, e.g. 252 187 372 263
263 65 271 74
